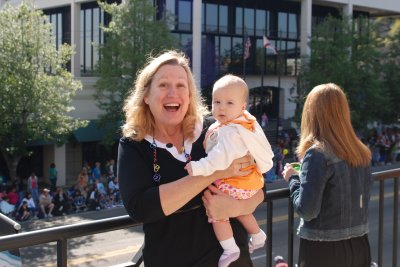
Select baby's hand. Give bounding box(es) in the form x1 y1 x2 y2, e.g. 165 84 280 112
184 163 193 176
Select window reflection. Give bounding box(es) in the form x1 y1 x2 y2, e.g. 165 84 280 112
80 4 106 76
174 2 301 79
219 5 228 33
205 3 217 32
178 0 191 31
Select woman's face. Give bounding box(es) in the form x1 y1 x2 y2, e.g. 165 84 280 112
144 64 190 129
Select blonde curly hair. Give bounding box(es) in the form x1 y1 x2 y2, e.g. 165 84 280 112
122 50 209 141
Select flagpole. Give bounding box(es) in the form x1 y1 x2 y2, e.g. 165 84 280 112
261 32 265 90
276 32 282 142
243 42 247 80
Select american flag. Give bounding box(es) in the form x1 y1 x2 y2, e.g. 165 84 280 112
263 35 277 54
243 37 251 60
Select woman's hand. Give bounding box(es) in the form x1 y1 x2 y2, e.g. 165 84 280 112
202 185 263 221
282 163 298 182
212 154 253 181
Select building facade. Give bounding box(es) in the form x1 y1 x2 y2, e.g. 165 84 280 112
1 0 400 186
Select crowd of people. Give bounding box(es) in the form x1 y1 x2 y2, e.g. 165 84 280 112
0 159 121 222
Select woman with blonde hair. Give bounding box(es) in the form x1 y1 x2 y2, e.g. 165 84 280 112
118 50 264 266
283 83 373 267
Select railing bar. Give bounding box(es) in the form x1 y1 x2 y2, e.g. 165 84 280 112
132 243 144 267
57 238 67 267
0 215 139 252
266 201 273 267
378 179 384 267
0 212 21 232
393 177 398 267
287 199 294 267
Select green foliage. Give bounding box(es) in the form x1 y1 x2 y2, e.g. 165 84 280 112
296 16 395 130
0 1 87 178
95 0 178 144
381 19 400 124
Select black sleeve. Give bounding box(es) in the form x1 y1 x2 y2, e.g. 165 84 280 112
118 138 165 223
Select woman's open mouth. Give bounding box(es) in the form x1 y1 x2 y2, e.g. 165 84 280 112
164 103 180 112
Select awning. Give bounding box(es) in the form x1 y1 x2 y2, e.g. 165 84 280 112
73 120 121 143
73 120 105 142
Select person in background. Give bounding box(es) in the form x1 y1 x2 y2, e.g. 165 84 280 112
282 83 373 267
91 162 102 184
118 50 263 267
49 163 58 192
27 172 40 204
185 74 273 267
7 186 19 206
53 187 70 216
20 192 37 218
16 200 31 221
76 167 89 194
39 188 55 218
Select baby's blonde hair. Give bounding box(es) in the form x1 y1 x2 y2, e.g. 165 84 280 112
213 74 248 102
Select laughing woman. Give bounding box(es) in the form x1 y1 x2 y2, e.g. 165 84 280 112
118 51 264 267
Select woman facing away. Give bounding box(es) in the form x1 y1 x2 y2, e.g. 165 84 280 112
118 50 264 267
282 83 373 267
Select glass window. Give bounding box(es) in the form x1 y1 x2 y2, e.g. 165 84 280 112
255 9 266 37
288 13 297 39
244 8 254 35
235 7 243 35
84 9 92 73
80 4 106 75
178 0 191 31
180 33 192 52
219 5 228 34
219 36 230 73
205 4 218 32
278 12 287 38
286 41 299 75
92 7 100 68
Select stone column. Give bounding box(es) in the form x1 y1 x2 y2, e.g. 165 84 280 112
192 0 202 90
300 0 312 56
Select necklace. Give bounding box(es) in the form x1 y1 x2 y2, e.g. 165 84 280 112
151 137 191 183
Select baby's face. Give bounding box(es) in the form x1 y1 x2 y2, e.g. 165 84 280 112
212 85 245 124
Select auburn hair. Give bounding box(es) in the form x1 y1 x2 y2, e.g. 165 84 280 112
122 50 209 141
296 83 371 167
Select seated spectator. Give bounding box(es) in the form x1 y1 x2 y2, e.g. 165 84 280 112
53 187 70 216
95 180 107 196
20 192 37 218
87 187 101 211
16 201 30 221
108 177 120 205
0 195 15 216
105 170 116 184
72 190 86 212
7 186 19 206
39 188 54 218
76 167 88 193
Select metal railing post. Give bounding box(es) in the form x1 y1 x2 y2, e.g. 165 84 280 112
378 180 384 267
266 201 273 267
287 199 294 267
393 177 399 267
57 238 68 267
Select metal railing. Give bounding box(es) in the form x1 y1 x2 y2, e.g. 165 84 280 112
0 168 399 267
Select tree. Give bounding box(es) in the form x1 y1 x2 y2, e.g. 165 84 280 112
296 16 391 130
0 1 86 181
95 0 177 144
380 18 400 124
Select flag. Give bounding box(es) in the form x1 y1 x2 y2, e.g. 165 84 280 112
243 36 251 60
263 35 277 54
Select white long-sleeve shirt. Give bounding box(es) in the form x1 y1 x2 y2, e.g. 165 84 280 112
190 111 274 179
